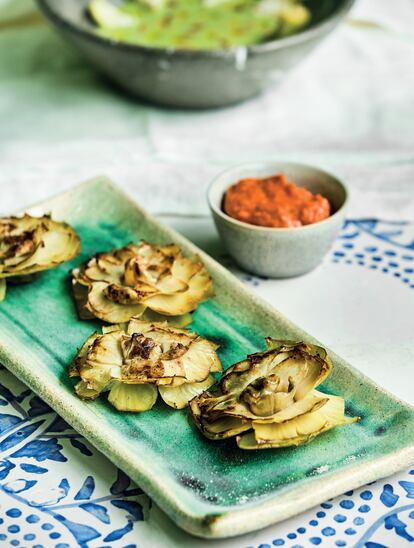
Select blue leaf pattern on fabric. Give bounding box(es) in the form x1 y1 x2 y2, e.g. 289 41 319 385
59 478 70 496
70 438 93 457
110 469 130 495
3 479 37 493
27 396 51 417
48 416 70 433
0 459 15 480
53 513 101 545
75 476 95 500
0 384 16 402
11 438 67 462
80 502 110 524
111 499 144 521
342 220 414 250
0 413 22 434
103 519 133 542
0 421 44 452
15 388 31 403
20 463 48 474
380 484 399 507
384 514 414 542
400 481 414 499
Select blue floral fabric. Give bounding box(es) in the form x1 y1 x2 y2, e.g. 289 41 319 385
0 368 149 547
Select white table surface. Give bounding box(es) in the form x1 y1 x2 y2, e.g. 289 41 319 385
0 1 414 547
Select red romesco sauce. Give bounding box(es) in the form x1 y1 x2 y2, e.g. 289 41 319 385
223 173 331 228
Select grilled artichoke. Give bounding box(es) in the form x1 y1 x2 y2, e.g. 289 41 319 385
0 214 80 300
70 318 222 412
72 242 213 324
190 339 359 450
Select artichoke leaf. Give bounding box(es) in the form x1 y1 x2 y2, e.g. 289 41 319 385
221 345 330 401
171 255 203 282
128 319 197 347
84 257 125 284
196 390 325 424
121 356 187 386
104 283 149 304
252 392 328 424
80 332 123 393
162 337 222 384
102 323 127 334
141 308 192 328
200 415 251 440
72 280 96 320
190 394 251 439
266 338 330 364
108 382 158 412
72 267 90 286
159 374 215 409
265 338 300 351
155 273 189 295
266 353 330 401
75 380 100 400
143 268 213 315
69 332 100 378
220 352 289 395
87 281 146 323
250 393 359 447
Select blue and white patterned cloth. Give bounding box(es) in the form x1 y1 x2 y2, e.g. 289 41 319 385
1 218 414 548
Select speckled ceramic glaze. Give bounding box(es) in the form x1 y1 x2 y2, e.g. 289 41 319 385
36 0 355 108
208 161 348 278
0 178 413 539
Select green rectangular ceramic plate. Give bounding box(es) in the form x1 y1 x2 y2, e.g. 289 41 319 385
1 178 414 539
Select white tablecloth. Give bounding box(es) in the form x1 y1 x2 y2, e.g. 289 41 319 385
0 0 414 220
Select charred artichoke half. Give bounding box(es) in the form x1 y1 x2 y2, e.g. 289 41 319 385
72 242 213 324
190 339 359 450
70 318 222 412
0 214 80 301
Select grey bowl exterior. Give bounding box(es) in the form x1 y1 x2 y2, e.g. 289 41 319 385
208 162 348 278
36 0 355 109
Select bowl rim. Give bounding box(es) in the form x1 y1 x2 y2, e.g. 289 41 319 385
36 0 355 58
207 161 349 234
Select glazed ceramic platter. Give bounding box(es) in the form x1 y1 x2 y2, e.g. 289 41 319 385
1 178 413 539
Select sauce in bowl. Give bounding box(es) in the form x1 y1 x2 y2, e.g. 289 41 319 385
89 0 310 50
223 173 331 228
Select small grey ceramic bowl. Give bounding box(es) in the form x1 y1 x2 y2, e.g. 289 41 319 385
208 162 348 278
36 0 355 108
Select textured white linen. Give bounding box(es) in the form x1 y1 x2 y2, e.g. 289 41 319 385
0 0 413 219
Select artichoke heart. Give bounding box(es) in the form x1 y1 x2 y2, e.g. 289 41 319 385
72 241 213 323
69 317 222 412
190 340 359 450
0 214 80 299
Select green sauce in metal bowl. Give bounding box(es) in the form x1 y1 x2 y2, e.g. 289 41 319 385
88 0 311 50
